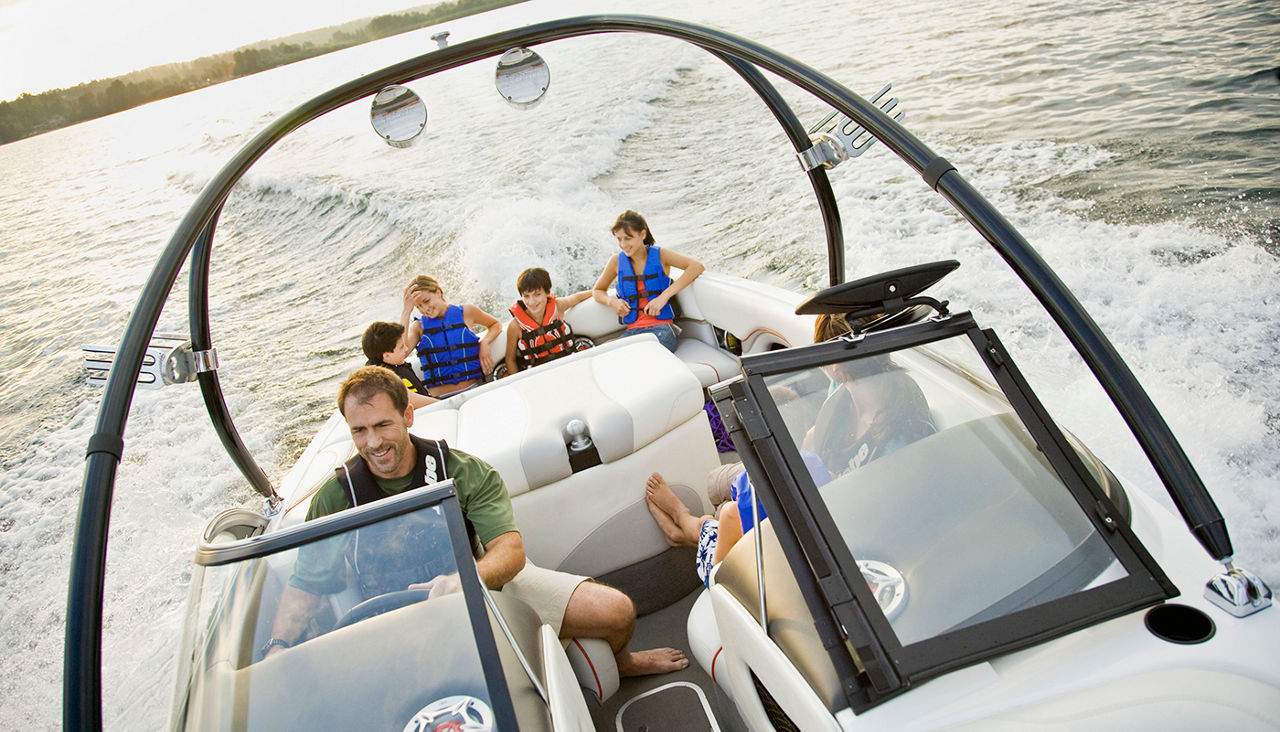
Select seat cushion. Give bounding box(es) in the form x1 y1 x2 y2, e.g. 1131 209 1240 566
674 337 741 388
686 590 723 686
453 337 704 496
564 636 620 703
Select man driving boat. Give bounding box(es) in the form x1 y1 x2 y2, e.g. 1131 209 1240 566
264 366 688 677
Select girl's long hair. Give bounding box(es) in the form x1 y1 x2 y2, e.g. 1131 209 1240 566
611 210 655 246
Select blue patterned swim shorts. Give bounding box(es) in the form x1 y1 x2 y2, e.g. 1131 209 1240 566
695 519 720 588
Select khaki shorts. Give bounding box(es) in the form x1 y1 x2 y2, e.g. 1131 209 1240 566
706 462 746 507
500 559 587 636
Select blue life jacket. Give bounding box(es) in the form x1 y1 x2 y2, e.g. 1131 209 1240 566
616 246 673 325
336 435 460 599
734 451 832 535
416 304 483 387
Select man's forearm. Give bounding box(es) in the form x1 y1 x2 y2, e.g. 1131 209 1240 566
270 583 326 645
476 531 525 589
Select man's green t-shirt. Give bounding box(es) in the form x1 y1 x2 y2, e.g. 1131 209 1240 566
290 447 517 596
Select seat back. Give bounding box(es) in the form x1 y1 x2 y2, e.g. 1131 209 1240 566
715 520 843 712
447 337 720 579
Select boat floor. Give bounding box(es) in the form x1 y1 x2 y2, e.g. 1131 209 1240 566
588 587 735 731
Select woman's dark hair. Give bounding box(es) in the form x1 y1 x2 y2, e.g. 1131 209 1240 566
813 312 885 342
611 210 654 246
814 313 895 379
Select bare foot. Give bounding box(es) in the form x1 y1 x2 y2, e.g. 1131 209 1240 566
645 492 688 547
617 647 690 677
646 472 713 547
645 472 689 520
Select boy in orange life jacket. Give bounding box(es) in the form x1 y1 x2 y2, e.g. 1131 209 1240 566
401 275 502 397
360 321 439 409
503 267 591 376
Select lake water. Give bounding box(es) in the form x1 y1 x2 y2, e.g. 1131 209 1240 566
0 0 1276 728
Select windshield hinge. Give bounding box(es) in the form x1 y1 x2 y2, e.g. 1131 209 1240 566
984 344 1005 368
734 396 772 443
1094 499 1120 532
830 600 899 694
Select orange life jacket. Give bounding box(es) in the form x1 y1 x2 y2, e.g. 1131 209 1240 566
509 294 572 367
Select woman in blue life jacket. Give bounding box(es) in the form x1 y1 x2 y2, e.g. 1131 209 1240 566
591 210 705 353
400 274 502 397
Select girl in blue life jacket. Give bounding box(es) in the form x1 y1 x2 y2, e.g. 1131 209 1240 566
399 274 501 397
591 210 705 353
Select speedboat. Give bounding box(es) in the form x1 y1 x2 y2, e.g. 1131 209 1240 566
66 14 1278 731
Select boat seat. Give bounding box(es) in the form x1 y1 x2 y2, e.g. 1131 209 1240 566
427 336 719 580
559 286 746 388
448 336 706 496
670 270 813 354
686 590 724 688
564 636 620 703
507 417 718 579
704 519 844 712
674 336 741 388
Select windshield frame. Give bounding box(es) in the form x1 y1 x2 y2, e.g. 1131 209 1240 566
184 480 521 729
720 312 1176 712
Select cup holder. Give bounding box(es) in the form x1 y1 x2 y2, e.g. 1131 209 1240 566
1144 603 1216 644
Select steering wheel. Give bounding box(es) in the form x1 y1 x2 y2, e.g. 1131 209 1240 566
334 589 430 631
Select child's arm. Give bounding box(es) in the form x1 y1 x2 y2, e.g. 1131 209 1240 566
646 249 705 316
408 391 438 409
463 303 502 375
503 319 521 377
559 289 593 311
400 283 424 351
592 258 629 317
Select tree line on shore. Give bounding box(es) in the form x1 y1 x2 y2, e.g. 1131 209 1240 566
0 0 525 145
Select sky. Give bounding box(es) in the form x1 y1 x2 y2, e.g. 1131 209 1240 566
0 0 434 102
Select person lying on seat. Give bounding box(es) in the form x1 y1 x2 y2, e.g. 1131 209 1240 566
645 313 935 587
503 266 591 376
265 366 689 677
400 275 501 397
360 321 438 409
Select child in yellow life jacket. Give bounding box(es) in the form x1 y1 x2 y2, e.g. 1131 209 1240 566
360 321 438 409
592 210 704 353
502 267 591 375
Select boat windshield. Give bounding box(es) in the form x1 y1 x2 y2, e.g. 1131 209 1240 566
762 332 1126 646
173 483 524 731
729 313 1172 703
